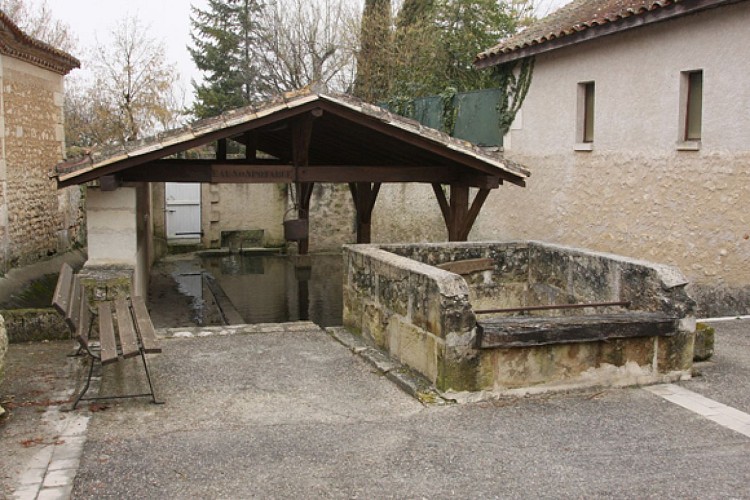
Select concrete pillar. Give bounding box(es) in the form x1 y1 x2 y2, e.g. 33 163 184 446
86 186 138 267
81 186 138 301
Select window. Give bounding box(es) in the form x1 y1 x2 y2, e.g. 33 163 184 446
684 70 703 141
576 81 595 149
583 82 595 143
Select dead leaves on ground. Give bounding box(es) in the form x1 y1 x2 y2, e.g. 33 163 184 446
20 436 66 447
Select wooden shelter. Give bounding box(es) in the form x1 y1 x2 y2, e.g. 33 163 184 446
54 90 529 252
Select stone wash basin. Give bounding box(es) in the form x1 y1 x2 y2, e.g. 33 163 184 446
342 241 696 396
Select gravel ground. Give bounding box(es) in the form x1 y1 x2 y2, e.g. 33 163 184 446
70 323 750 499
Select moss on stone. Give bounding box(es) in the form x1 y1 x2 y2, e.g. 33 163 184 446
437 350 479 392
694 322 715 361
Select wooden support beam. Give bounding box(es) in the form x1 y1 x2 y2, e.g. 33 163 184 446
349 182 381 244
432 183 450 227
243 131 257 160
297 166 462 185
290 111 318 255
217 139 227 161
433 184 491 241
295 182 314 254
291 114 314 168
448 184 469 242
460 188 491 240
121 163 212 183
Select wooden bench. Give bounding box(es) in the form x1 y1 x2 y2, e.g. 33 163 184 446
52 263 163 409
476 312 679 349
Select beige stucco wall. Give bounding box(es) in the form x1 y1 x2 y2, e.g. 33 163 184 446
0 55 84 272
202 183 286 249
86 187 137 267
371 184 446 244
475 2 750 315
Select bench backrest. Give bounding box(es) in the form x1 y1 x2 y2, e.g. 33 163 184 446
53 263 92 349
52 262 74 316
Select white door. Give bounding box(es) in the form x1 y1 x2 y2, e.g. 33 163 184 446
166 183 201 240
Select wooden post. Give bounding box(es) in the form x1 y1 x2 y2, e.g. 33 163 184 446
217 138 227 161
244 131 257 160
432 183 491 241
291 113 317 254
295 182 314 254
449 184 469 241
349 182 381 244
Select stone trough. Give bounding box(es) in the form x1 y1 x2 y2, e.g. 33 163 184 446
343 241 696 397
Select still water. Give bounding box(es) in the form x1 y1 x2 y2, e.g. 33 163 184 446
199 253 344 327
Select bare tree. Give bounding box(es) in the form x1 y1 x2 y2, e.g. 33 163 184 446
254 0 360 95
85 16 183 145
65 16 183 153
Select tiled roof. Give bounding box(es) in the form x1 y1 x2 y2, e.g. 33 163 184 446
475 0 734 67
0 10 80 74
54 88 530 186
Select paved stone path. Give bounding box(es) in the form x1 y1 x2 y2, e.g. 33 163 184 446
646 384 750 438
13 409 90 500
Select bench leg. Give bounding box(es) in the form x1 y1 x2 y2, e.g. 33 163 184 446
65 350 163 410
66 355 96 411
140 350 164 405
67 342 85 358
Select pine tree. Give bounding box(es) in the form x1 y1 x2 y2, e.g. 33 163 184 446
386 0 519 100
396 0 435 29
391 0 441 98
189 0 264 119
438 0 517 91
353 0 392 103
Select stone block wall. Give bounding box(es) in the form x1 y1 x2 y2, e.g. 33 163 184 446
1 308 67 343
0 56 84 273
344 241 696 395
343 244 477 386
387 241 696 320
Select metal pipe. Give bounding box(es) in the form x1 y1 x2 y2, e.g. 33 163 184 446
474 301 631 315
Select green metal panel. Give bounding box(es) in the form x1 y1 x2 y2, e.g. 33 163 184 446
453 89 503 147
411 96 443 131
380 88 504 147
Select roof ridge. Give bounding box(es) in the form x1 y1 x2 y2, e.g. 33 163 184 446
0 9 80 74
475 0 736 67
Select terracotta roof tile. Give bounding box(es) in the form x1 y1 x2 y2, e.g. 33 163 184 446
475 0 732 66
0 10 79 74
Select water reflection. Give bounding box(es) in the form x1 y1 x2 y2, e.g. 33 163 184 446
199 253 343 327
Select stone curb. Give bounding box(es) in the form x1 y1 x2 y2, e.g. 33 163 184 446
326 327 450 405
157 321 320 339
13 356 95 500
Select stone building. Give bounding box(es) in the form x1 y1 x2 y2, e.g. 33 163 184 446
0 12 82 273
472 0 750 316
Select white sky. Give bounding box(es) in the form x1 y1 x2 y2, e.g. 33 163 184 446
44 0 569 106
48 0 209 102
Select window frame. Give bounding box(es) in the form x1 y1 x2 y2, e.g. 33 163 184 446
575 81 595 151
678 69 703 150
